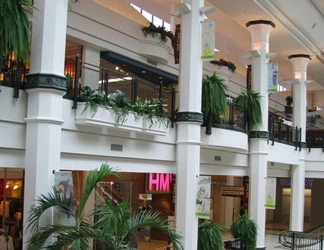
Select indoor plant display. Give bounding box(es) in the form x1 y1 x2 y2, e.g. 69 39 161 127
210 59 236 73
26 164 183 250
230 214 258 250
235 89 262 130
285 95 293 115
0 0 33 69
202 72 228 134
198 221 224 250
142 22 175 46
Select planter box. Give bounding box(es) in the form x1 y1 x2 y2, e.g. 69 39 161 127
75 103 115 128
142 117 169 136
115 112 143 132
138 31 172 64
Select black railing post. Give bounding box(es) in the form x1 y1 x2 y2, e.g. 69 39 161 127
231 104 234 130
171 88 176 128
322 130 324 152
278 122 282 141
295 126 298 151
287 125 290 144
73 56 80 109
131 79 138 105
299 127 302 151
159 80 163 100
292 232 296 250
309 129 311 152
104 69 109 96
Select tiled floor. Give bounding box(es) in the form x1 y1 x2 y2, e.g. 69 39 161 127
137 231 285 249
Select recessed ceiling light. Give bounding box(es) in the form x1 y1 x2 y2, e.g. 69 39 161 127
159 76 163 79
115 66 119 70
142 70 146 73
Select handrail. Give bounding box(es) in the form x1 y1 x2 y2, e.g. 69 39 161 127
279 230 323 249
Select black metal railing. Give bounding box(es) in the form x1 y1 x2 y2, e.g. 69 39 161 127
268 116 301 149
279 231 323 250
63 56 177 125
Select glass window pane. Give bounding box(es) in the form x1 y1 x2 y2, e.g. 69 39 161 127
153 16 163 27
130 3 141 12
142 10 152 22
164 22 171 31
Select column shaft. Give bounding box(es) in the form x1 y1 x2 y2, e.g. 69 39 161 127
175 0 204 249
23 0 68 248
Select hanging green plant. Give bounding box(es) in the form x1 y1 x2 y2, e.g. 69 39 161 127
202 72 228 134
235 89 262 130
285 95 293 107
0 0 33 69
142 22 175 47
210 59 236 73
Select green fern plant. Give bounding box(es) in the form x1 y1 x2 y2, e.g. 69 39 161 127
202 73 228 134
142 22 175 46
235 89 263 130
0 0 33 69
198 221 224 250
230 214 258 250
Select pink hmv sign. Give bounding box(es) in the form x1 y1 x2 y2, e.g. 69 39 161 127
146 173 173 193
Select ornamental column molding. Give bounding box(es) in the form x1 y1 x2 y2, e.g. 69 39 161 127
175 0 204 249
288 54 310 232
246 20 275 250
23 0 68 248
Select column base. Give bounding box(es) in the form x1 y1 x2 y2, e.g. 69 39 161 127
249 130 269 139
176 112 203 123
26 73 67 91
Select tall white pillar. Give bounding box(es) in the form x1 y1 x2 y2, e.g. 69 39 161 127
175 1 204 249
23 0 68 248
288 55 310 232
289 55 311 143
82 46 100 91
246 20 275 250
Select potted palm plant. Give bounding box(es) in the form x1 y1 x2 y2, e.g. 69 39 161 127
26 163 183 250
198 221 224 250
202 72 228 135
235 89 262 131
230 214 258 250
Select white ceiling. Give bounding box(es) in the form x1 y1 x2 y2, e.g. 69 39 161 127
94 0 324 107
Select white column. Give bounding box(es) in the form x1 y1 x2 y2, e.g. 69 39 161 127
288 55 310 232
224 176 234 229
23 0 68 249
289 55 310 142
82 46 100 91
246 20 275 250
290 162 305 231
175 1 204 249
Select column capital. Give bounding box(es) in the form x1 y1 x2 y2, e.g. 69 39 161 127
246 20 275 28
288 55 311 74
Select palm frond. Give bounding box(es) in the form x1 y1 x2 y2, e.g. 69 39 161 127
198 221 224 250
26 187 76 235
0 0 33 68
79 163 119 216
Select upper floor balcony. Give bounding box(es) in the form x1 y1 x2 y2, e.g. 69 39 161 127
0 56 314 153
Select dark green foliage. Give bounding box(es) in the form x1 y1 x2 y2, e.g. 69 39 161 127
79 86 111 116
0 0 33 68
142 22 175 46
235 89 263 129
26 163 183 250
230 214 258 250
210 59 236 73
202 73 228 134
198 221 224 250
285 95 293 106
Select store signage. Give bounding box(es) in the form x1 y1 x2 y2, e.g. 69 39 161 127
148 173 172 192
281 118 293 126
221 186 244 196
279 178 313 187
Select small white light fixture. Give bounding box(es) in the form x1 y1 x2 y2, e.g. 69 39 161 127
169 10 181 18
267 52 278 59
251 50 261 57
177 3 191 13
200 6 216 15
214 48 219 52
